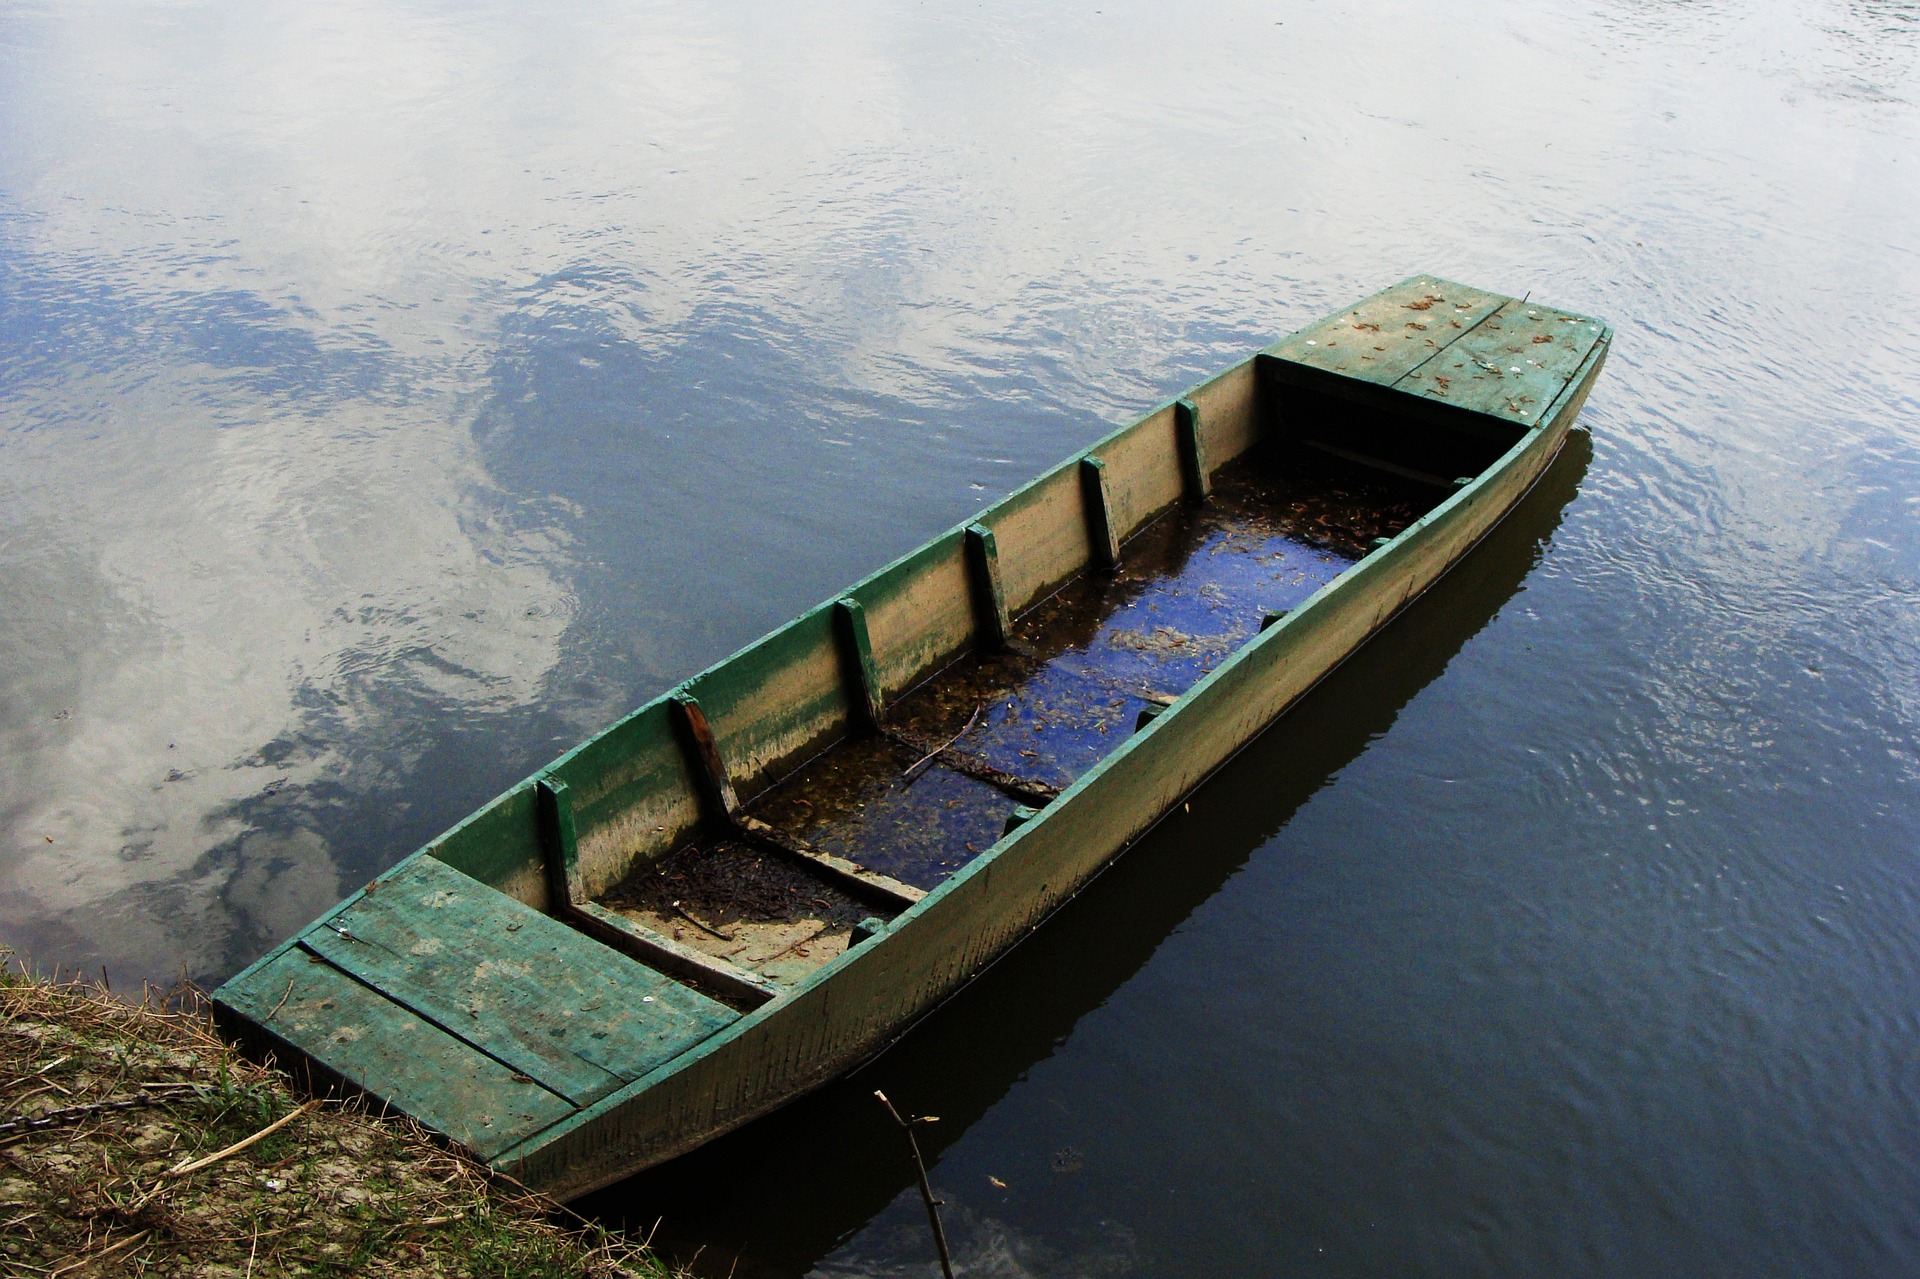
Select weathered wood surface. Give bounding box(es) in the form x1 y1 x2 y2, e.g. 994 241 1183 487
302 856 733 1102
1396 299 1607 424
217 275 1610 1197
222 949 576 1159
217 854 738 1155
1265 276 1508 385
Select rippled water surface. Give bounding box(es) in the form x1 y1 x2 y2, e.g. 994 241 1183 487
4 0 1920 1274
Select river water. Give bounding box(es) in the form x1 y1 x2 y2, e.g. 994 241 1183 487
3 0 1918 1274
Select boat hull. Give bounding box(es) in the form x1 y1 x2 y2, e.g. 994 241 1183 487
216 276 1611 1199
500 320 1608 1198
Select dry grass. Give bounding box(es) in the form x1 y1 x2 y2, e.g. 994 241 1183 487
0 950 678 1278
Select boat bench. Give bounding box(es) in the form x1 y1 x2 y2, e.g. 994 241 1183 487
216 853 735 1159
1262 275 1610 483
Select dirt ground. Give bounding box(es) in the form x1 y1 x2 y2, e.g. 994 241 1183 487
0 949 677 1278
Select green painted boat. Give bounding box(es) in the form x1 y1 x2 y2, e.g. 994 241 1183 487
215 275 1610 1198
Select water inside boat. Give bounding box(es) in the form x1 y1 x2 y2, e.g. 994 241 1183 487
589 442 1434 996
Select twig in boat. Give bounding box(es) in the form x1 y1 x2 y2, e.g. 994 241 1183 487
874 1090 955 1279
263 977 296 1022
901 703 987 786
670 902 733 942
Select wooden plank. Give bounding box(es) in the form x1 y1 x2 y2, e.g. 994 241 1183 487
1182 358 1261 469
738 815 925 911
684 606 852 801
964 523 1010 650
860 533 975 703
568 901 779 1009
546 698 704 902
672 692 740 818
301 856 736 1106
1265 275 1507 386
1079 456 1120 570
426 783 548 911
1174 398 1210 501
1393 299 1606 427
834 597 884 730
538 777 583 907
219 948 575 1160
981 463 1092 619
1092 405 1184 545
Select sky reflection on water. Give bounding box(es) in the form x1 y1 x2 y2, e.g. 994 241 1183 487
4 0 1920 1274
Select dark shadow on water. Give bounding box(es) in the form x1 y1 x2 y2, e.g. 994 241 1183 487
578 431 1594 1277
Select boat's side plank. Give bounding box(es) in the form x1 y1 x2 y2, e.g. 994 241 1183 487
426 781 550 912
986 464 1099 622
1183 358 1261 473
1091 405 1181 554
543 700 705 901
682 607 851 804
859 533 977 710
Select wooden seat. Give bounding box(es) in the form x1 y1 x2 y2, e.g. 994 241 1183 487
217 854 737 1158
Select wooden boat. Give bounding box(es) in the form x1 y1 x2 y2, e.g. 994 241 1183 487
216 275 1610 1198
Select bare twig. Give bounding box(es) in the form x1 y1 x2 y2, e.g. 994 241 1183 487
670 902 733 942
168 1099 320 1178
0 1085 202 1139
263 977 295 1023
901 703 987 786
48 1229 149 1277
874 1090 955 1279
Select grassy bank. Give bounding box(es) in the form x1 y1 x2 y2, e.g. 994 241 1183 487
0 951 676 1277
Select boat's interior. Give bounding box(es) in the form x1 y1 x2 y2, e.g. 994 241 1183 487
414 280 1608 1012
584 445 1439 1005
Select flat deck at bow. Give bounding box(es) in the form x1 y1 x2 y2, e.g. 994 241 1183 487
216 276 1611 1198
